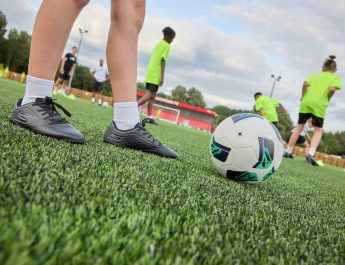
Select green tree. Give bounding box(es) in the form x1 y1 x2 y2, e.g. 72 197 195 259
6 29 30 73
71 65 93 91
0 11 8 64
186 87 206 108
318 132 343 155
335 131 345 156
277 110 293 141
171 85 187 103
156 92 171 99
213 105 251 125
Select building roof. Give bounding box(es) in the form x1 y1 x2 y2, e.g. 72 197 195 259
137 91 216 116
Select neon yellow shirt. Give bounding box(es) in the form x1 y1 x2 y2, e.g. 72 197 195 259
255 95 280 122
145 40 170 86
299 72 342 118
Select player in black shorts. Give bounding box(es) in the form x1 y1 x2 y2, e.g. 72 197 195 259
53 46 78 95
90 59 109 106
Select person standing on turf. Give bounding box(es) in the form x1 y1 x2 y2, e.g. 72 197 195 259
53 46 78 97
90 58 109 106
284 118 313 158
10 0 177 159
137 27 176 125
284 55 341 166
254 92 287 128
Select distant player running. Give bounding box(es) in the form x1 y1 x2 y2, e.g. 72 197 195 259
137 27 176 125
90 59 109 106
254 92 287 128
284 55 342 166
284 118 313 158
53 46 78 97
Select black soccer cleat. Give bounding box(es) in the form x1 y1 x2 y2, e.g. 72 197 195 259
11 97 84 143
103 120 178 159
142 117 158 125
283 151 294 158
305 154 319 166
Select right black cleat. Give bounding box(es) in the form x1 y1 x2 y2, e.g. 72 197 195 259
283 151 294 158
11 97 84 143
103 121 178 159
142 117 158 125
305 154 319 166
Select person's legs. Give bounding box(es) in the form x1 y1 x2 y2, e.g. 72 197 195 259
303 142 310 156
147 95 156 117
103 0 177 158
11 0 88 143
107 0 145 130
22 0 89 104
309 127 323 156
286 124 304 154
137 92 152 106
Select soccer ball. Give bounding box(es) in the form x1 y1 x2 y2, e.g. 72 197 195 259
210 113 284 184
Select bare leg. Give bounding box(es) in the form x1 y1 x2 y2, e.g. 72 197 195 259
107 0 146 102
303 142 310 156
138 93 152 106
287 124 304 150
28 0 90 80
310 127 323 151
147 98 155 116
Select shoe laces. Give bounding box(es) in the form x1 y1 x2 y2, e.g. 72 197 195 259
33 97 71 122
138 122 162 146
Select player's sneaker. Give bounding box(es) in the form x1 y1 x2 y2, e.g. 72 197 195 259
283 151 294 158
103 121 178 158
305 154 319 166
11 97 84 143
63 93 76 100
142 117 158 125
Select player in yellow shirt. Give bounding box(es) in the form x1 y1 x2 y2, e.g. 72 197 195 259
254 92 287 128
284 55 342 165
138 27 176 125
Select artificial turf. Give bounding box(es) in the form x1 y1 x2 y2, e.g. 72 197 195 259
0 78 345 265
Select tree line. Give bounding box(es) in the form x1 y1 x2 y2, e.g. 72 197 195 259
0 10 343 156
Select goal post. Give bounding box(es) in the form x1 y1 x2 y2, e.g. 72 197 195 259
140 103 180 124
154 103 180 124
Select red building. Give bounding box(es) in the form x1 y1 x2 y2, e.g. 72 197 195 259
137 91 215 132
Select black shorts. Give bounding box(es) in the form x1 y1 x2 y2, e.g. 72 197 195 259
92 80 105 93
287 134 306 145
298 113 324 128
58 72 70 81
146 83 159 93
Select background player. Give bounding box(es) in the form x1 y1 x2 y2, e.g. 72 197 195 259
137 26 176 125
284 55 342 165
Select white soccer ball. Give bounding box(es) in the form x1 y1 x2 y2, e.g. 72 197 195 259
210 113 284 184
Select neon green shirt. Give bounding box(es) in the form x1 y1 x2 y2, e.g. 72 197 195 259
255 95 280 122
145 40 170 86
299 72 342 118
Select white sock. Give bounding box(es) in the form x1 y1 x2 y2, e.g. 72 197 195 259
98 99 102 105
22 75 54 105
113 102 140 130
286 146 293 154
308 148 316 156
92 97 95 103
147 115 153 119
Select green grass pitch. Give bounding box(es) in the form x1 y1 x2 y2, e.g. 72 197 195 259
1 78 345 265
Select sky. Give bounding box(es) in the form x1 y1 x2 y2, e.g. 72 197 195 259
1 0 345 132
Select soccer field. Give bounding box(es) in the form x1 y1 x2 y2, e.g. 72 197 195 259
1 78 345 265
